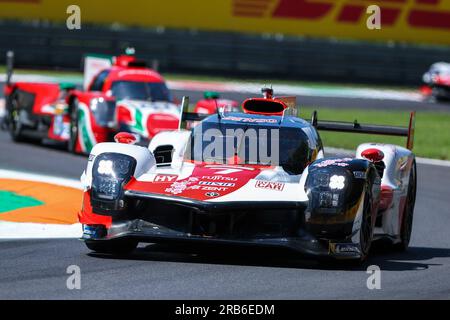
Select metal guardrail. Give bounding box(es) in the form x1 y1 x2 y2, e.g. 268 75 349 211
0 21 449 85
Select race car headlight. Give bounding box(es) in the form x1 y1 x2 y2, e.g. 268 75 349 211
90 98 116 128
306 170 350 213
91 153 136 214
329 175 346 190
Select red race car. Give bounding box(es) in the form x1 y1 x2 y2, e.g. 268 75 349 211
194 91 240 115
4 50 181 154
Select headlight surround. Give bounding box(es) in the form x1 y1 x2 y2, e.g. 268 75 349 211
90 98 116 128
91 153 136 214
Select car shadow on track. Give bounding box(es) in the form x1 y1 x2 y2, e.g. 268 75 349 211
88 242 449 272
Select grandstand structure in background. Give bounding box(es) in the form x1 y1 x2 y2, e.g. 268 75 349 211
1 0 450 84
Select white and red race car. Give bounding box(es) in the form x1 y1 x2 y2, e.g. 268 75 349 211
421 62 450 101
4 51 180 154
78 89 417 263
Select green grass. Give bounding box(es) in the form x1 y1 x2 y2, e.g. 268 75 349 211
300 107 450 160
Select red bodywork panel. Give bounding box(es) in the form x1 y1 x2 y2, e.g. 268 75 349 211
9 82 61 115
78 191 113 228
125 164 264 201
435 75 450 86
146 113 180 138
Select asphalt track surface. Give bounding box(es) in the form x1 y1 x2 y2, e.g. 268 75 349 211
1 128 450 300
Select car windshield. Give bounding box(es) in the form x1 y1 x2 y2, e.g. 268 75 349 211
111 81 171 102
185 122 311 175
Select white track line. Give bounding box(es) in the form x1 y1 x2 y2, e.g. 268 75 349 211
0 221 82 239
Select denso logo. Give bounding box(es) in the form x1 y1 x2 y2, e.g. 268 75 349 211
255 181 285 191
233 0 450 30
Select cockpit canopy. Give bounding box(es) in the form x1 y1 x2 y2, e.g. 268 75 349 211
185 117 315 175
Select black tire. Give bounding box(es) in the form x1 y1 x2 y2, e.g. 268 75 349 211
335 182 375 267
394 160 417 251
85 239 138 255
68 98 79 153
9 95 26 142
357 182 375 263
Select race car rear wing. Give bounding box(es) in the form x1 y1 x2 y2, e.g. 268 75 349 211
310 111 416 151
178 95 416 151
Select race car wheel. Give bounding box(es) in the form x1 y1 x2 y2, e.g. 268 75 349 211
9 95 25 142
395 160 417 251
85 239 138 255
68 98 80 154
359 183 375 262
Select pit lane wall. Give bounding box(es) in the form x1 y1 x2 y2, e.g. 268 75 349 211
1 0 450 45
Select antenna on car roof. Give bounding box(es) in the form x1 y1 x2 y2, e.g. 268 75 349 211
262 86 273 99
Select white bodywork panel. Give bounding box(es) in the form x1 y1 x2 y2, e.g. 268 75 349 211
81 142 156 190
148 130 192 170
357 143 414 238
83 55 113 90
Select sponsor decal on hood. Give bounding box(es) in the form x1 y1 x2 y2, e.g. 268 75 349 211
125 164 261 201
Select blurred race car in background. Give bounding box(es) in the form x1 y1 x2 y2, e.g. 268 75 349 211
422 62 450 101
194 91 240 115
4 50 181 154
78 88 417 264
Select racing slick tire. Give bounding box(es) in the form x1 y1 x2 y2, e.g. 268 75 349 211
331 181 375 267
394 160 417 251
68 98 80 154
85 239 138 255
359 183 375 262
9 93 26 142
339 181 375 267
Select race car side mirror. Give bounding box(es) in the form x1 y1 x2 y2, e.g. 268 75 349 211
362 148 386 178
361 148 384 163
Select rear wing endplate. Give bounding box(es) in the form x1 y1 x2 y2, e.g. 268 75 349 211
178 96 213 129
310 111 416 150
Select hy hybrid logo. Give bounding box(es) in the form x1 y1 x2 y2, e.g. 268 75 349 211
66 5 81 30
